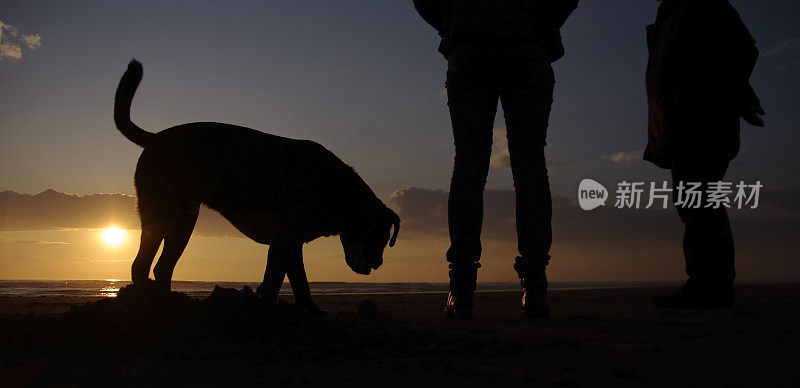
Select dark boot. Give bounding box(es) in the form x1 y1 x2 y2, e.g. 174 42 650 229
516 258 550 319
652 279 735 309
444 262 479 319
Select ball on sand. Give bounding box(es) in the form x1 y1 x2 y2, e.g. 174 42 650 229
358 299 378 320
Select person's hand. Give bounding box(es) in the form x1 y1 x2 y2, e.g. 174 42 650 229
741 102 766 127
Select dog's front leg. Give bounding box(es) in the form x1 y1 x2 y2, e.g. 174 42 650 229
285 246 327 316
256 242 290 305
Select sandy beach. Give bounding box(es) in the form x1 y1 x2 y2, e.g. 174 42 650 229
1 284 799 386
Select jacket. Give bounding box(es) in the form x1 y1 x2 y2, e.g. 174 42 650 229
413 0 579 61
644 0 759 168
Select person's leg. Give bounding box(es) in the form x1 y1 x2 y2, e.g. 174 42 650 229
674 159 735 284
444 45 499 317
500 44 555 271
655 158 735 307
499 44 555 318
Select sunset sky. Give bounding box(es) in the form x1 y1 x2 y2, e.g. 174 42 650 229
1 1 799 283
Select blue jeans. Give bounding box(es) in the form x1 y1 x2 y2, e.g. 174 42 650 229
445 42 555 276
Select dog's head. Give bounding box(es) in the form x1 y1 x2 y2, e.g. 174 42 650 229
340 205 400 275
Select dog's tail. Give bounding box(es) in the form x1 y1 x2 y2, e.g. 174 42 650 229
114 59 154 148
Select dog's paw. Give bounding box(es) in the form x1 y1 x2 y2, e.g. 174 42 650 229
131 277 156 287
117 279 170 300
127 278 162 293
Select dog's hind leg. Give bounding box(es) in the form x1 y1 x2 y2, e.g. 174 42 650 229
131 184 165 284
132 152 170 285
152 200 200 291
131 226 163 284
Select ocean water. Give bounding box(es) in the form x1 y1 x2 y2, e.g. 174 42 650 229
0 279 681 298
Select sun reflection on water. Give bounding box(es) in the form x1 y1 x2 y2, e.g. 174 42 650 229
100 280 121 297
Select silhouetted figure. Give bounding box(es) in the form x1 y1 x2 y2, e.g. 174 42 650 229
114 60 400 315
645 0 764 308
414 0 578 319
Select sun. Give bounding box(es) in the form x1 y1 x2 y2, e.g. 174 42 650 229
101 226 127 247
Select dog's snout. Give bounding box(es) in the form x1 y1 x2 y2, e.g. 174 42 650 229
358 266 371 275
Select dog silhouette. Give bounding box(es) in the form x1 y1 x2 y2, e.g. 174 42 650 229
114 60 399 314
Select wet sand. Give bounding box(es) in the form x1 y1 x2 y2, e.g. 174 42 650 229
1 284 799 386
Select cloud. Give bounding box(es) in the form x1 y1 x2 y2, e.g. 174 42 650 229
0 237 71 245
392 186 517 241
4 186 798 271
3 187 798 281
0 20 42 61
761 37 800 57
603 150 642 164
490 129 572 171
392 186 577 243
390 185 800 246
0 189 241 238
490 128 510 168
22 33 41 49
0 20 22 60
389 186 448 234
0 20 18 39
761 37 800 70
389 184 800 281
0 43 21 59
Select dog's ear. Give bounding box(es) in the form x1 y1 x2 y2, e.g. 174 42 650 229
386 208 400 247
